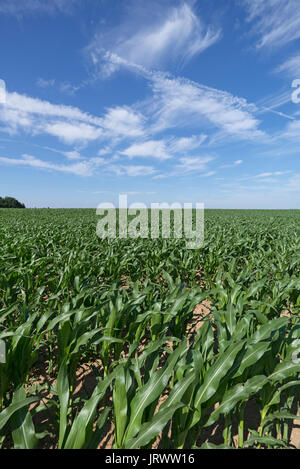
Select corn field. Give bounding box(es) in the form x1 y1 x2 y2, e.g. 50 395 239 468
0 208 300 449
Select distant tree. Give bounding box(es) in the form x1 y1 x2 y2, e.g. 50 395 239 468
0 196 25 208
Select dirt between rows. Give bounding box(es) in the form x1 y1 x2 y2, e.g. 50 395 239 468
23 302 300 449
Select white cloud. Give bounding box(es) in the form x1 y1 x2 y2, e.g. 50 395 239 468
89 3 221 75
285 173 300 190
37 78 84 96
276 54 300 77
98 146 112 156
121 140 171 160
0 151 134 177
121 135 209 161
100 55 264 141
3 91 102 125
59 82 81 96
108 164 156 177
281 120 300 141
153 153 215 179
176 155 215 173
0 55 264 153
0 90 145 144
64 150 81 160
255 89 294 113
0 107 33 133
90 157 106 165
169 135 207 153
44 122 103 144
0 0 81 17
102 107 145 137
0 154 93 176
219 159 243 169
255 171 291 178
241 0 300 49
226 170 294 188
36 78 56 88
38 145 83 161
147 73 263 140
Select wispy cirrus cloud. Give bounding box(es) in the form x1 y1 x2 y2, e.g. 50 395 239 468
0 67 264 152
1 91 102 125
254 170 292 180
36 78 56 88
63 150 81 160
218 170 295 195
88 3 221 76
101 107 145 138
255 89 295 113
241 0 300 50
285 173 300 190
0 153 93 176
0 0 82 17
281 119 300 141
0 152 157 179
148 74 263 139
107 164 156 177
219 159 243 169
121 140 172 160
37 77 87 96
0 20 265 182
0 90 146 144
176 155 215 173
120 135 209 161
43 122 103 144
153 154 215 179
40 145 82 161
276 54 300 77
168 135 207 153
102 53 264 141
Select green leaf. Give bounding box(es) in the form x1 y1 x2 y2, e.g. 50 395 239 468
161 371 196 410
0 396 39 431
113 365 128 448
11 387 38 449
245 432 288 448
194 340 245 409
56 360 70 449
231 341 271 378
124 341 187 443
268 360 300 382
64 372 115 449
205 375 267 427
126 404 184 449
252 317 288 344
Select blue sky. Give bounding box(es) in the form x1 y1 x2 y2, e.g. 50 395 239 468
0 0 300 209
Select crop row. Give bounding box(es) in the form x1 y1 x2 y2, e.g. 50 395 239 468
0 209 299 449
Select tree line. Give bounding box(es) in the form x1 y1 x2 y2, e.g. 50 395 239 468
0 197 25 208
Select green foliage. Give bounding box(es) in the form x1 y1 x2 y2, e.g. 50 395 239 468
0 208 299 449
0 197 25 208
